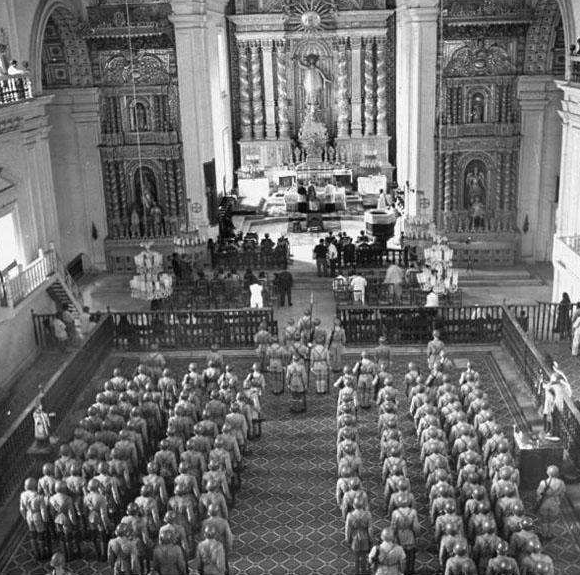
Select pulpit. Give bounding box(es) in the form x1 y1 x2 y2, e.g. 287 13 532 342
514 431 563 490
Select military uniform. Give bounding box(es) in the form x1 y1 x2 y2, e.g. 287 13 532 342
286 360 307 413
391 506 420 574
353 356 377 408
310 343 329 393
368 541 406 575
267 342 286 394
345 507 373 575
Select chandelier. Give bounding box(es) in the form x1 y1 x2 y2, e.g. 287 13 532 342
418 235 459 295
130 242 173 300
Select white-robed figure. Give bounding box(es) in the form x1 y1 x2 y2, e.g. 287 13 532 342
249 281 264 309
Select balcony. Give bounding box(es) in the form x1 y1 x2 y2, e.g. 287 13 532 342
0 249 57 308
0 74 33 106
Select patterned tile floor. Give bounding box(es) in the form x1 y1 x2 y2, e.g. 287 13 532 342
2 351 580 574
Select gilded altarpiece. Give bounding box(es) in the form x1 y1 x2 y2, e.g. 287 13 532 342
229 0 396 181
84 1 186 251
437 0 531 250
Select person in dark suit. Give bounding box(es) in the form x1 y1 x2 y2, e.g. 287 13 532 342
277 267 293 307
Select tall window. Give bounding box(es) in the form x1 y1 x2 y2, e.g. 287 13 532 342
0 212 18 270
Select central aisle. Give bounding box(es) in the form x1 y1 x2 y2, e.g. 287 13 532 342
228 383 384 575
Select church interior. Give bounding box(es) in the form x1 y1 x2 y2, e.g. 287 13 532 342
1 0 580 573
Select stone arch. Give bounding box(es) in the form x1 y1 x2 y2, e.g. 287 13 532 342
30 0 92 92
524 0 566 75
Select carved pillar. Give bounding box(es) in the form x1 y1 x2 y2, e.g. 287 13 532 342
363 38 375 137
501 152 510 211
495 153 503 211
336 40 350 138
238 42 252 140
250 42 264 140
444 153 452 212
376 39 387 135
276 40 290 139
262 40 276 140
350 37 363 137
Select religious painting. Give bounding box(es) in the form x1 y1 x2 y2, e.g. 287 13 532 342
463 159 487 209
133 166 158 216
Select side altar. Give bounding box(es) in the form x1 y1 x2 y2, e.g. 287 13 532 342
229 1 396 189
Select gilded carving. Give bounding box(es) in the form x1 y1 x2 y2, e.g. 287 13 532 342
103 52 169 85
376 39 387 136
250 43 265 139
445 41 514 77
276 42 290 139
363 39 375 136
336 41 349 138
238 43 252 139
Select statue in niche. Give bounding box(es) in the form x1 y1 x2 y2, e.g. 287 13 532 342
150 203 163 237
134 166 158 216
464 160 487 228
294 54 332 110
132 102 149 132
470 93 485 123
130 207 141 238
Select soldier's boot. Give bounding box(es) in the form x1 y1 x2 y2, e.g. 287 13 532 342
62 533 73 562
252 420 260 439
74 532 83 557
405 548 415 575
30 532 42 561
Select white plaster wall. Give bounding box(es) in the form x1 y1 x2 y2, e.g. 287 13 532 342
0 284 56 391
48 92 90 265
0 97 59 262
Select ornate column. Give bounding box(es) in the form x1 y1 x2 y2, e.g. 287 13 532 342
336 39 350 138
350 37 363 137
238 42 252 140
262 40 276 140
517 75 561 261
250 42 264 140
396 0 439 216
552 82 580 300
376 38 388 136
444 153 452 212
169 0 232 232
276 40 290 139
69 88 107 268
363 38 375 137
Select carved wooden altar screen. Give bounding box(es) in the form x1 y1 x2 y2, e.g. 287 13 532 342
229 0 396 179
85 1 186 246
436 0 531 236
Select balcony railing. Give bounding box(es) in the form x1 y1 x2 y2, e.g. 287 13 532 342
0 74 33 106
1 249 57 308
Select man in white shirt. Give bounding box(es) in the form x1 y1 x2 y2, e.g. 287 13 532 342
350 274 367 305
384 263 405 305
249 281 264 308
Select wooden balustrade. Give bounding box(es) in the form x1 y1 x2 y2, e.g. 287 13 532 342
0 316 113 509
111 308 278 351
338 305 503 345
0 75 33 105
4 250 57 307
507 302 579 343
501 306 580 467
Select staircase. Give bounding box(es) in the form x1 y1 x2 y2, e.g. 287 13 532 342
46 278 82 318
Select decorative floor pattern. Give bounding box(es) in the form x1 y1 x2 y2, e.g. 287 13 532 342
2 351 580 575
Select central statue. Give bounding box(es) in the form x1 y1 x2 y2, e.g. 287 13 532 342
295 54 332 109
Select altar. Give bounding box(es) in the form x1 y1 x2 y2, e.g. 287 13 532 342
230 5 396 196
